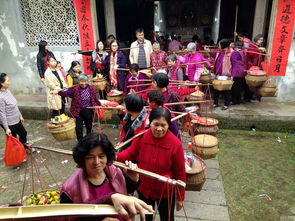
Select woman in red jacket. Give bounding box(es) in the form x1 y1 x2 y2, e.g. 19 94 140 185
117 107 186 221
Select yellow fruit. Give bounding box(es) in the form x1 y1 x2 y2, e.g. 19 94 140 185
51 201 57 204
38 200 45 205
37 194 42 198
51 191 57 196
53 196 59 200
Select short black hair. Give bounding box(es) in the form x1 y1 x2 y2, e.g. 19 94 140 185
147 89 164 106
253 34 264 43
219 39 231 49
149 108 171 126
152 73 169 88
129 63 139 72
47 56 56 62
238 33 246 38
124 94 144 112
135 28 144 34
73 132 116 168
234 41 243 48
107 34 116 40
0 73 7 89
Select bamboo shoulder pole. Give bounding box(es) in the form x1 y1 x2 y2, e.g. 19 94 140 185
33 146 185 188
115 109 196 150
164 100 213 106
127 83 152 88
87 106 125 110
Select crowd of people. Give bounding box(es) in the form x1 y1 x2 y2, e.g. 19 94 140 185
0 28 267 220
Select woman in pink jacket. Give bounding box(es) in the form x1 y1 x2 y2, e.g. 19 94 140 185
178 42 212 81
60 132 139 220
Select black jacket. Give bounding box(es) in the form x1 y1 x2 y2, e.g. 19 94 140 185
37 51 55 78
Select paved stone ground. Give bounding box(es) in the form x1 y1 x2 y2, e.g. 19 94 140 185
0 120 230 221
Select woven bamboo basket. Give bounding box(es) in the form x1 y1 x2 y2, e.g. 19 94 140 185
47 118 75 141
245 73 267 87
107 92 123 104
186 154 206 191
257 81 277 97
186 90 204 101
258 87 276 97
193 134 219 159
192 118 219 136
196 146 219 159
200 74 211 84
212 80 233 91
92 78 107 91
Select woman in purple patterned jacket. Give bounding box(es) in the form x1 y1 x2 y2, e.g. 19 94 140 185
52 74 101 141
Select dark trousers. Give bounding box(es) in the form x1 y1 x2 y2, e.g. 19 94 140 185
213 90 231 106
1 121 27 144
51 98 66 118
138 191 175 221
117 71 126 91
244 83 253 101
231 77 246 104
75 109 93 141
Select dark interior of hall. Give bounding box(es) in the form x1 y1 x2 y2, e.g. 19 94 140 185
95 0 271 44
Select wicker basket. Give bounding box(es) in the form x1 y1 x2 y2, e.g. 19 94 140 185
212 80 233 91
192 134 219 159
47 118 75 141
192 118 219 136
257 81 277 97
92 78 107 91
258 87 276 97
195 146 219 159
107 92 123 104
186 90 204 101
186 154 206 191
200 74 211 84
245 73 267 87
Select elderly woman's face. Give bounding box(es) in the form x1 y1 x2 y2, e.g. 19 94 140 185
188 49 195 55
79 79 88 88
84 146 107 176
153 45 160 52
150 117 169 138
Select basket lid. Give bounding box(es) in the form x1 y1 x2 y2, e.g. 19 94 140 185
194 134 218 147
107 90 123 96
192 117 218 126
190 90 204 97
186 154 206 174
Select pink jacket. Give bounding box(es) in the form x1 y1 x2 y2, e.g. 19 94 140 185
178 52 212 81
60 165 127 204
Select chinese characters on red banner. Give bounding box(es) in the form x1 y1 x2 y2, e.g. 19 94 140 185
269 0 295 76
74 0 95 75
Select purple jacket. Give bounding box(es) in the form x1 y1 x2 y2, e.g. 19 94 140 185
178 52 212 81
123 72 150 95
213 51 246 77
231 51 246 78
104 51 127 74
58 85 100 117
60 165 127 204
